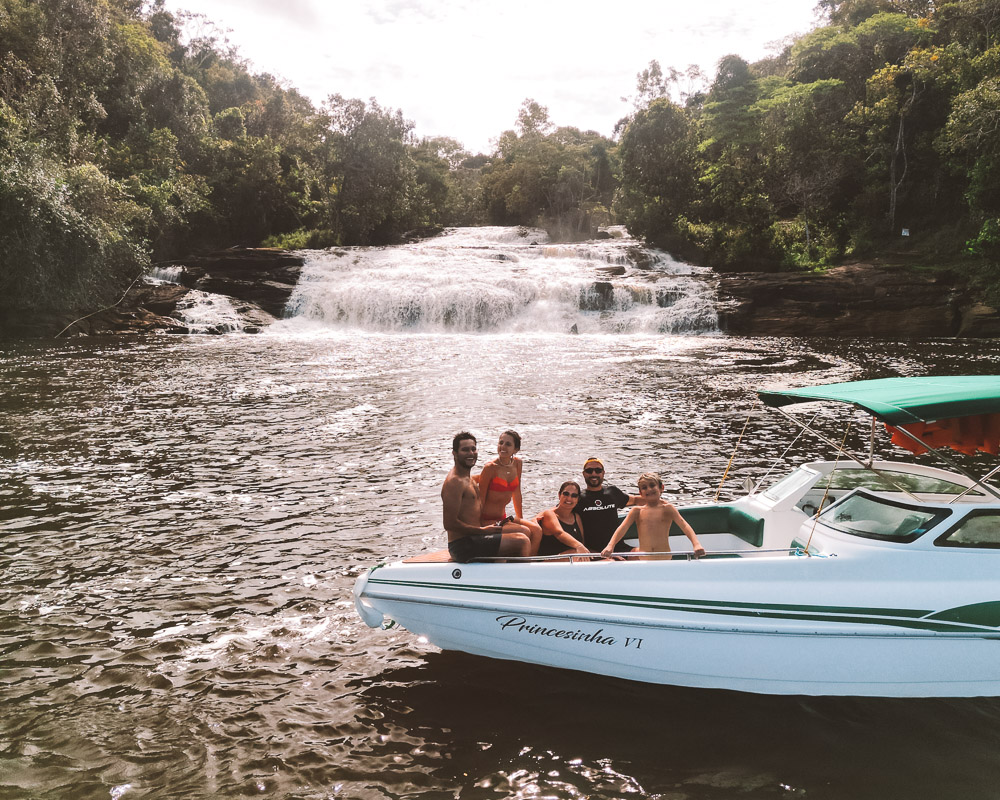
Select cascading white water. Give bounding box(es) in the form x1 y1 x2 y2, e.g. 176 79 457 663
284 226 719 334
174 290 243 334
145 265 244 334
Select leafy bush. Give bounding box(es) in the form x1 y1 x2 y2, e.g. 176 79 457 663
262 228 342 250
770 218 842 268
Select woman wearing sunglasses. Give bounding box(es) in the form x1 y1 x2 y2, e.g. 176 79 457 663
533 481 589 557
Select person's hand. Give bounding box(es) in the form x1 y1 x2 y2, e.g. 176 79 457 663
600 547 612 559
693 544 706 557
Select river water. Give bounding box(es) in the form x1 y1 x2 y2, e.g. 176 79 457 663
3 228 1000 799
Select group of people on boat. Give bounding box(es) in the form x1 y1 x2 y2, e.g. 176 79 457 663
441 430 705 563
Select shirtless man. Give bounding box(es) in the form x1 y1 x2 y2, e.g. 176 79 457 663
443 432 533 563
601 472 705 560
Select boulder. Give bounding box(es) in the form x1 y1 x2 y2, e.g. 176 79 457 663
56 250 293 336
580 281 615 311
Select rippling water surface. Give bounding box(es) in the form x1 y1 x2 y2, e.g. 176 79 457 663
4 241 1000 800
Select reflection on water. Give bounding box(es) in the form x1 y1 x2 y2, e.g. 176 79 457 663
2 331 1000 799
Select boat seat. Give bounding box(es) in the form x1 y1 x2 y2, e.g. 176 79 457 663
677 505 765 547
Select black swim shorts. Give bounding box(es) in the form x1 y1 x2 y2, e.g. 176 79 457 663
448 533 503 563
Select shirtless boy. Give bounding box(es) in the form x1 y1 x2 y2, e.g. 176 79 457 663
442 432 533 563
601 472 705 560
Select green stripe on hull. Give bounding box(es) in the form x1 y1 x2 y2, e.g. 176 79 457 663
367 577 1000 634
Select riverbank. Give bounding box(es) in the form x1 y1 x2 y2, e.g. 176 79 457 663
717 260 1000 338
3 239 999 339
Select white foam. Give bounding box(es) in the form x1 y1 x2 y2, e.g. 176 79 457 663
283 227 718 334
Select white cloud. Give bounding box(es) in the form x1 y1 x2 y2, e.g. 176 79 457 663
164 0 821 153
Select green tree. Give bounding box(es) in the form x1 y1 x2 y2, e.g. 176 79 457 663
615 97 698 250
320 95 417 244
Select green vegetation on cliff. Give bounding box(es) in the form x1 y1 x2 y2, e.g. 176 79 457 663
2 0 1000 329
615 0 1000 292
0 0 480 323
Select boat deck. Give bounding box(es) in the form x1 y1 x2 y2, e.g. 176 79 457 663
403 549 454 563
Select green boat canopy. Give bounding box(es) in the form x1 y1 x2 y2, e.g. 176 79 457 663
757 376 1000 425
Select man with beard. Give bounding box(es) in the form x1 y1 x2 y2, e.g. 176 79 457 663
575 457 644 553
442 432 534 563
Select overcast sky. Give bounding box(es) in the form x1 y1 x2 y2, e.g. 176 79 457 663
162 0 823 154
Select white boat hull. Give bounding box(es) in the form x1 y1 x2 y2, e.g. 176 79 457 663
356 554 1000 697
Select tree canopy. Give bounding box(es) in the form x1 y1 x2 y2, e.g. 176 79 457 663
3 0 1000 326
615 2 1000 279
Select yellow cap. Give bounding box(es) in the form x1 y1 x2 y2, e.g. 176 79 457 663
583 457 604 470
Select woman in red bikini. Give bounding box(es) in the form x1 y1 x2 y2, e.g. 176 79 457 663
477 430 542 553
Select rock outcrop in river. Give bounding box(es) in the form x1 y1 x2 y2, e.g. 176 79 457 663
63 248 304 336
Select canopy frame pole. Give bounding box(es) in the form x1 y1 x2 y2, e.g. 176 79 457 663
868 417 876 467
772 407 923 502
888 424 1000 501
950 464 1000 504
753 411 818 492
804 420 852 555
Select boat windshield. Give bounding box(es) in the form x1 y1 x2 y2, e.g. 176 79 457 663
818 491 951 542
761 465 983 505
821 468 984 497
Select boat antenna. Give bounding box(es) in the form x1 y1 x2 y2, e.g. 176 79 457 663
715 399 758 501
804 420 852 555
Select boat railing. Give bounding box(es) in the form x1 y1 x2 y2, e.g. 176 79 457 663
472 547 821 563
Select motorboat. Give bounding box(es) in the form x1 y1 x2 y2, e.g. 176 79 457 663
353 376 1000 696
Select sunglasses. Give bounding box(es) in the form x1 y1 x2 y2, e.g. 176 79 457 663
583 468 604 474
560 491 580 498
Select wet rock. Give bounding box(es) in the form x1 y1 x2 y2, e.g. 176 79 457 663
580 281 615 311
135 283 191 316
596 265 627 276
171 247 304 318
626 245 657 270
958 303 1000 337
56 250 293 336
68 305 189 336
656 289 683 308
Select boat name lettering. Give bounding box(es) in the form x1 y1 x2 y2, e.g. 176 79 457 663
496 615 617 646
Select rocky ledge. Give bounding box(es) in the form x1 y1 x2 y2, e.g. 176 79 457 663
717 263 1000 338
63 248 304 336
27 247 1000 339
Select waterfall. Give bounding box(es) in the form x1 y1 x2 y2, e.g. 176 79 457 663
283 227 719 334
145 265 244 334
173 290 243 334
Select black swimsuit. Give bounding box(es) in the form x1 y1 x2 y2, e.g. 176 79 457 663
538 515 581 556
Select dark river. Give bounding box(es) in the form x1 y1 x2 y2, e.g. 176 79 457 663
3 229 1000 799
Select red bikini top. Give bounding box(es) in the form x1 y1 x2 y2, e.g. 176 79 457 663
488 475 520 493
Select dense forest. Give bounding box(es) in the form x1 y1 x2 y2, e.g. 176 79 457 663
2 0 999 326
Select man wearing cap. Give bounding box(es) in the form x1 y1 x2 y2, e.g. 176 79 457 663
576 457 644 553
